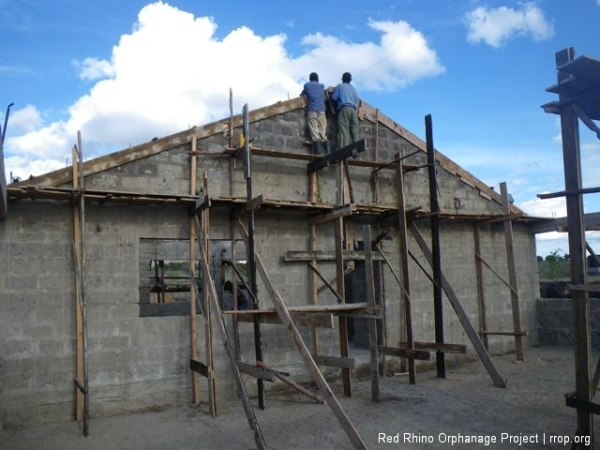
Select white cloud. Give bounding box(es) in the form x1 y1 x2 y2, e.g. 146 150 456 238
4 2 445 180
5 104 42 133
75 57 116 81
296 20 444 91
521 196 565 218
465 3 554 48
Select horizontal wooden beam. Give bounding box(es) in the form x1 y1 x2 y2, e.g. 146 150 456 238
190 359 209 378
396 342 468 354
479 331 529 336
309 205 353 225
243 194 264 213
569 284 600 293
378 346 431 360
256 361 324 404
236 311 334 328
189 195 210 216
529 212 600 234
565 393 600 415
222 302 368 315
312 354 357 370
8 186 199 206
538 186 600 199
285 250 386 262
307 139 367 175
236 361 277 381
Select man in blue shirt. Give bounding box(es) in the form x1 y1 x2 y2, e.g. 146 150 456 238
301 72 330 155
331 72 359 147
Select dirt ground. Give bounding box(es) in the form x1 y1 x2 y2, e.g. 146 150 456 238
1 346 597 450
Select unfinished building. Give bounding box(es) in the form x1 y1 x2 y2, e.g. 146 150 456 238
0 93 542 447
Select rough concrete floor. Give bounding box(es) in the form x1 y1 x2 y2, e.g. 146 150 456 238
1 346 596 450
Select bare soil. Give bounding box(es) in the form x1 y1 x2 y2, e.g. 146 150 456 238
1 346 596 450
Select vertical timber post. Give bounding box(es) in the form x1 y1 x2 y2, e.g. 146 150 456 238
473 224 490 350
363 225 379 401
425 114 445 379
500 181 525 361
189 129 201 406
336 162 352 396
242 104 265 409
556 48 594 449
395 154 415 383
72 131 89 436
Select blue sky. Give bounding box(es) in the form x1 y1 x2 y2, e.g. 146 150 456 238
1 0 600 257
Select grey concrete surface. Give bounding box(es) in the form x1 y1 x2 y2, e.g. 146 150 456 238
1 346 594 450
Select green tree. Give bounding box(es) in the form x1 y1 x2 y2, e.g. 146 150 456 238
544 249 566 280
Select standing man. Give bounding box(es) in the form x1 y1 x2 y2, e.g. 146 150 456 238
301 72 330 155
331 72 359 147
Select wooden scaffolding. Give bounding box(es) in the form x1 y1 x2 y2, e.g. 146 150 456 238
541 47 600 449
4 97 539 448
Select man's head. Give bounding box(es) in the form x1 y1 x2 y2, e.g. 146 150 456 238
309 72 319 82
342 72 352 83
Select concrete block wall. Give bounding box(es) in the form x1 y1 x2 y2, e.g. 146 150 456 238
537 298 600 348
0 202 76 425
381 220 539 358
0 100 542 426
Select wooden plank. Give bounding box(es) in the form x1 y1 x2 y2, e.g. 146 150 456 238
8 185 198 204
193 217 268 450
201 169 217 416
553 53 595 446
253 250 369 450
222 302 369 315
475 253 518 295
363 225 380 401
473 225 489 349
343 159 355 203
373 108 380 205
413 342 467 354
307 262 345 304
378 346 431 361
335 162 352 397
230 220 241 360
243 195 264 213
480 331 529 336
501 182 525 362
409 221 507 388
396 154 416 384
538 186 600 199
189 131 202 407
72 143 85 427
72 133 89 436
285 250 386 261
569 284 600 293
225 146 392 169
237 361 275 382
190 359 209 378
236 311 334 328
426 115 445 379
309 174 319 354
256 361 324 404
312 354 357 370
309 204 353 225
240 106 266 411
307 139 367 174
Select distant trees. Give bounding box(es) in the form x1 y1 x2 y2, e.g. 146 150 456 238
538 249 570 280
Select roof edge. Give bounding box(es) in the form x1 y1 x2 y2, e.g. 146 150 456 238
14 96 308 189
